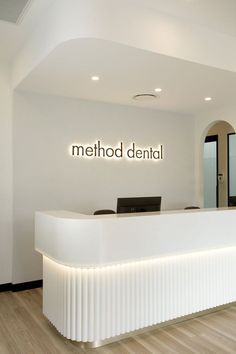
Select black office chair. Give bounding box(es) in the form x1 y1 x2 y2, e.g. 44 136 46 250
94 209 116 215
184 206 200 210
228 196 236 207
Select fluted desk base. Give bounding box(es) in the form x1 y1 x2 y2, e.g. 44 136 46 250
43 246 236 346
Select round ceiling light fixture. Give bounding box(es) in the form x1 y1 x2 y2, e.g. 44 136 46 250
133 94 158 102
204 97 212 101
91 76 100 81
155 88 162 93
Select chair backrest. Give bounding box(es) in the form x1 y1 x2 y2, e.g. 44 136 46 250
228 196 236 207
94 209 116 215
184 206 200 210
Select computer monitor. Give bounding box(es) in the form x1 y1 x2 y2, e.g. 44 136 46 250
117 196 162 214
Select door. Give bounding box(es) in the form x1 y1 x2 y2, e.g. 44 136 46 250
203 135 218 208
227 133 236 206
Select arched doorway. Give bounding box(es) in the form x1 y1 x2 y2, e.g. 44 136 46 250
203 121 235 208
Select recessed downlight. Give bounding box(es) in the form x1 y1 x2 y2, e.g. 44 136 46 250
155 88 162 93
133 94 158 102
91 76 100 81
205 97 212 101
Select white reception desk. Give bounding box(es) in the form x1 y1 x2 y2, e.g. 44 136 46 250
35 208 236 347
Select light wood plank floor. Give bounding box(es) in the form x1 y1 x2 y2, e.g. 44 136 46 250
1 288 236 353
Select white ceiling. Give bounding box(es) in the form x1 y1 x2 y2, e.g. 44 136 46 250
18 38 236 114
0 0 30 24
1 0 236 62
2 0 236 114
0 0 54 61
127 0 236 37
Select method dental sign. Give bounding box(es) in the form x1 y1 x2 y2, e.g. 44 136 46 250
70 141 164 161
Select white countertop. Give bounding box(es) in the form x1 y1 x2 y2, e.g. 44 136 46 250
35 208 236 267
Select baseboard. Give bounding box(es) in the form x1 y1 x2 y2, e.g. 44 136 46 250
12 280 43 292
0 280 43 293
0 283 12 293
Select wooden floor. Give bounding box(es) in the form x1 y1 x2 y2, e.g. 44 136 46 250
1 289 236 354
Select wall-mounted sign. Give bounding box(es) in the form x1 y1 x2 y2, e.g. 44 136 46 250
70 140 164 161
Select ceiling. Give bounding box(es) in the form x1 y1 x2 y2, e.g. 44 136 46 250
127 0 236 38
1 0 236 62
18 38 236 114
0 0 54 61
0 0 30 24
2 0 236 115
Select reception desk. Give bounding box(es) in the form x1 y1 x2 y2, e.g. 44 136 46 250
35 208 236 347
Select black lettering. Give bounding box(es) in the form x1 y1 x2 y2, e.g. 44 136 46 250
143 149 149 159
115 142 123 158
97 140 105 157
135 149 142 159
106 148 114 158
160 145 163 159
153 150 160 159
85 146 93 157
127 143 135 158
94 143 98 157
72 145 84 156
149 147 153 159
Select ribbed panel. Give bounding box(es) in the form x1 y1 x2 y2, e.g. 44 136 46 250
43 247 236 342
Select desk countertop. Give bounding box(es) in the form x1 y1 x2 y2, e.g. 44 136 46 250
35 208 236 267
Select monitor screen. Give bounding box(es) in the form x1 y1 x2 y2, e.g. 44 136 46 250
117 196 162 214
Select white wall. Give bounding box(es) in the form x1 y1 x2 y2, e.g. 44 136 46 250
0 62 13 285
13 91 195 283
